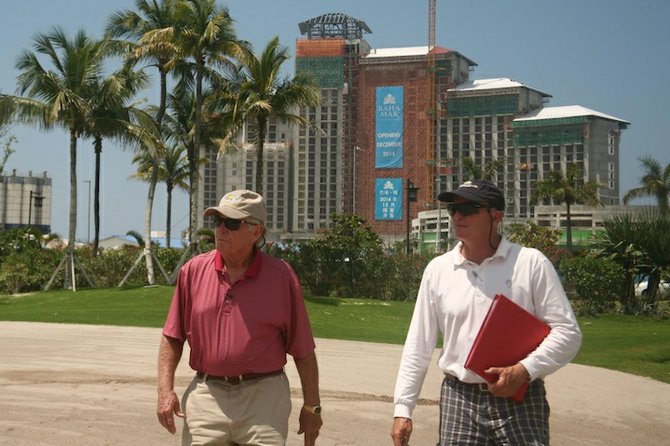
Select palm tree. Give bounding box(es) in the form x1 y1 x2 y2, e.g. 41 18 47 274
623 156 670 217
159 81 233 280
232 36 320 193
163 78 232 198
595 210 670 314
171 0 243 243
462 157 504 182
126 229 145 247
1 27 105 289
82 66 157 255
107 0 181 283
131 144 189 248
0 123 16 175
160 144 190 247
531 163 602 252
106 0 179 129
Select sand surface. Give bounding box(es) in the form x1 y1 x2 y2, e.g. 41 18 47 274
1 321 669 445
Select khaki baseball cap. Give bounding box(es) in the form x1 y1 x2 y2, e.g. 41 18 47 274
203 190 266 224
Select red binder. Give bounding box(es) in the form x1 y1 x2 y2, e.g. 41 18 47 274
464 294 551 401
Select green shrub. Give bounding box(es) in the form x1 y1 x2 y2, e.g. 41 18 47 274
379 252 432 301
0 259 31 294
560 255 623 316
0 230 62 293
80 246 185 288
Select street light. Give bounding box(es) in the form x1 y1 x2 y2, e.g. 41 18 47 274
406 179 420 255
352 146 361 213
435 176 442 252
84 180 91 243
28 190 44 227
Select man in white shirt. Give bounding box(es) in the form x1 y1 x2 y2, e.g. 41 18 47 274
391 179 582 446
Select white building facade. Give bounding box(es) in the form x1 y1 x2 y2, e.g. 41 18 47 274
0 169 52 234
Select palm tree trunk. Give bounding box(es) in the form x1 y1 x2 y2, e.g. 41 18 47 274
187 151 198 244
188 57 204 244
645 271 661 310
145 69 168 279
623 271 637 314
93 136 102 255
156 69 168 128
67 128 78 290
166 183 173 249
657 191 669 218
144 160 158 285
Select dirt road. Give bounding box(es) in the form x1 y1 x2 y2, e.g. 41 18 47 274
1 322 668 445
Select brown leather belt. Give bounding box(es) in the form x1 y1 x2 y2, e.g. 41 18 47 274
196 369 283 385
444 373 490 392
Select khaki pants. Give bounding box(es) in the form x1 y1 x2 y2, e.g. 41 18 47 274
182 372 291 446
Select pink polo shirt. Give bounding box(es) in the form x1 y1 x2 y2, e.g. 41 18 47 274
162 250 316 376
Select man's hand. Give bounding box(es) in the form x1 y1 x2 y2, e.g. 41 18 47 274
485 363 530 397
156 388 184 434
298 407 322 446
391 417 412 445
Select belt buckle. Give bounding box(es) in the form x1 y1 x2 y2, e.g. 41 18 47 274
224 374 243 384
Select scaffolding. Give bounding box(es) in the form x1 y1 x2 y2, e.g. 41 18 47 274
296 13 372 222
298 12 372 40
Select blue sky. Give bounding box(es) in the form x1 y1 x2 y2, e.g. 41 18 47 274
1 0 668 240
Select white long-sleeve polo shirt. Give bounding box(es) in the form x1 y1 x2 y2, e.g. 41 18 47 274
393 237 582 419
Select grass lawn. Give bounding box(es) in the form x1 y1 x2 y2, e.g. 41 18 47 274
1 287 668 384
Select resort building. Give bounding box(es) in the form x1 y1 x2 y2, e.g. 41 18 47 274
0 169 52 234
201 12 629 248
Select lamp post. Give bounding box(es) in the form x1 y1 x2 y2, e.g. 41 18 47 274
435 176 442 252
84 180 91 243
352 146 361 213
28 190 44 227
406 179 420 255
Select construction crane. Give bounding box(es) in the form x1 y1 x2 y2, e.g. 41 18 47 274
428 0 446 251
426 0 437 207
429 0 436 52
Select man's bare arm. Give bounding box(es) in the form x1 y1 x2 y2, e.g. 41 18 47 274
157 335 184 434
294 351 322 446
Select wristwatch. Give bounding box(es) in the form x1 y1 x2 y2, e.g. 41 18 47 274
303 404 322 415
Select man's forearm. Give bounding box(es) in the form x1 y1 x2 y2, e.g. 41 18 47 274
158 335 184 391
294 351 320 405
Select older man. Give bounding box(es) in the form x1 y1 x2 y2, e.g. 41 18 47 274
157 189 322 446
391 179 582 445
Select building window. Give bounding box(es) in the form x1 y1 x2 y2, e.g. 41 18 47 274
608 131 617 155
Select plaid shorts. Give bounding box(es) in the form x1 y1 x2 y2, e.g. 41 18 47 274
437 376 549 445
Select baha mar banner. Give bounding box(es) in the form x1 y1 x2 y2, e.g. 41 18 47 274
375 86 404 168
375 178 402 220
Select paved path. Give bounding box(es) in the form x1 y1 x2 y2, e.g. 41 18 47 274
1 322 668 445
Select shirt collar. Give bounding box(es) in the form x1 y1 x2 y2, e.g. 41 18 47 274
493 237 512 260
453 236 512 266
213 249 263 279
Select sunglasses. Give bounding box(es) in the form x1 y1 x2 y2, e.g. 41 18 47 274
445 202 488 217
213 215 255 231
